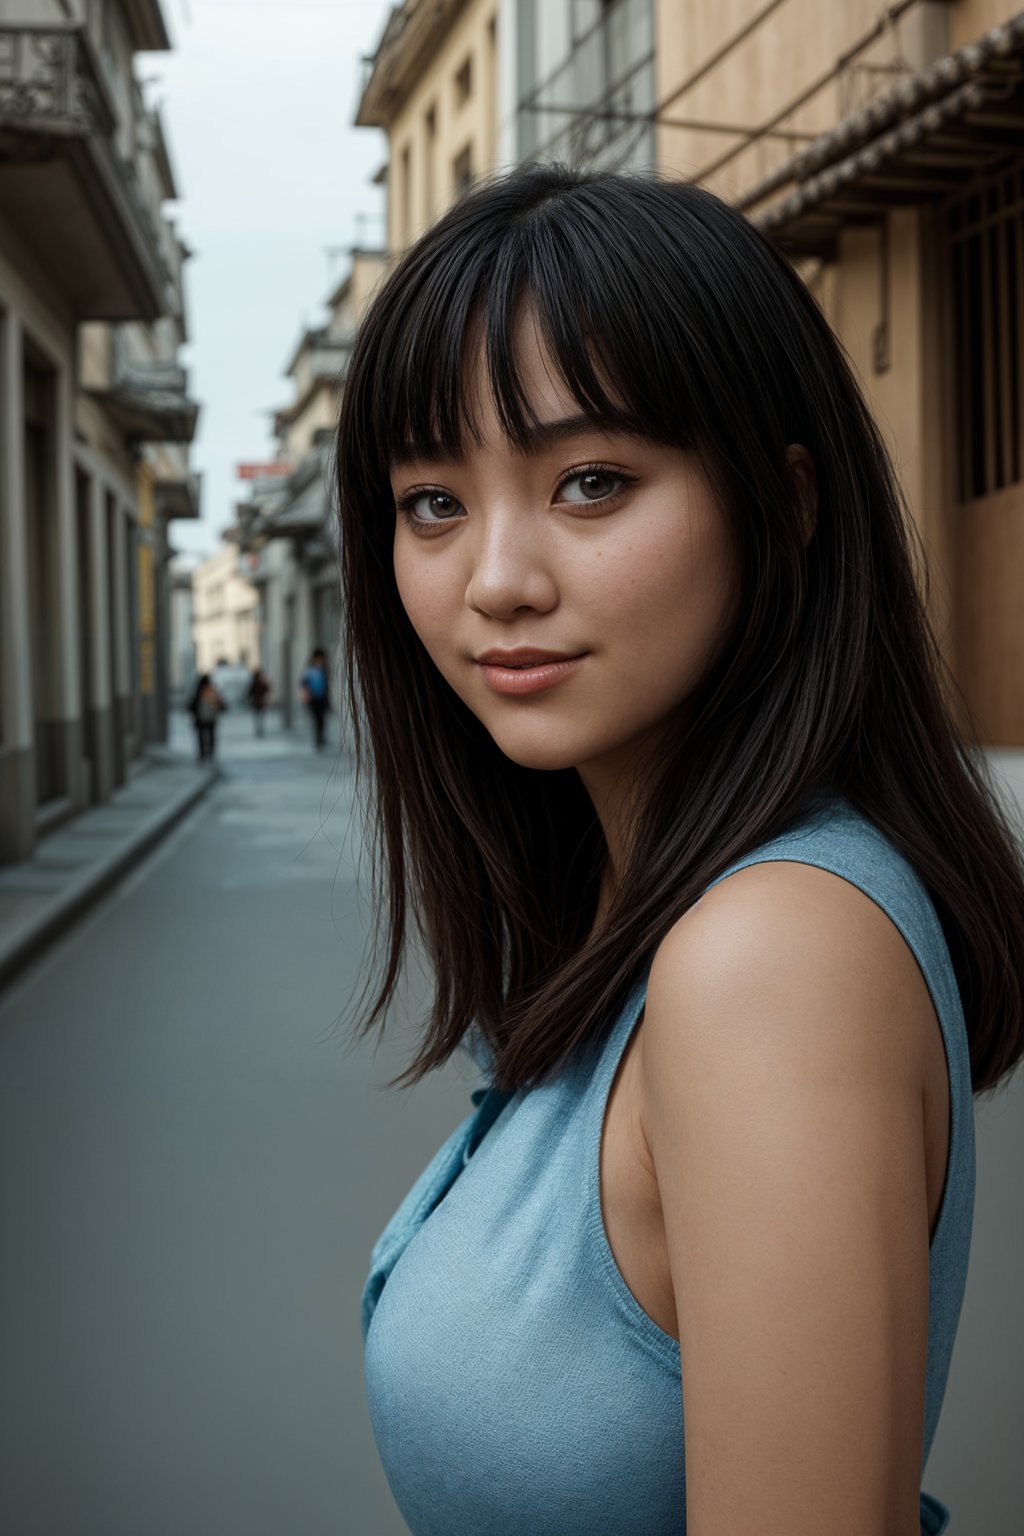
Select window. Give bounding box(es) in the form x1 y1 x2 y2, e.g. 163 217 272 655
399 140 412 247
454 53 472 108
452 143 474 196
947 159 1024 502
424 102 437 218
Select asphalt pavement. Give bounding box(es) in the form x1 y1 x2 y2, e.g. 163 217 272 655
0 710 478 1536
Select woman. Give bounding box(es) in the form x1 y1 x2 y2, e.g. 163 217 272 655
335 164 1024 1534
187 672 226 762
246 666 272 737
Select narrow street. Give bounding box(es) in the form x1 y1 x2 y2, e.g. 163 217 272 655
0 711 476 1536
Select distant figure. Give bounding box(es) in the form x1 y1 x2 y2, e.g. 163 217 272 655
188 673 227 761
247 667 272 736
298 647 330 750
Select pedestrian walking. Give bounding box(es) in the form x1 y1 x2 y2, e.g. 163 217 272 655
298 648 330 750
337 162 1024 1535
187 673 226 762
247 667 272 736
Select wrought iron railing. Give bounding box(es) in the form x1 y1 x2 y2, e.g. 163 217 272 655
0 23 173 306
0 23 115 138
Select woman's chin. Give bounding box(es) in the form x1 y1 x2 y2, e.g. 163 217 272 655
487 730 592 774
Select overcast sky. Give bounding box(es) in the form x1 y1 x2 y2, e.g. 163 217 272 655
146 0 390 560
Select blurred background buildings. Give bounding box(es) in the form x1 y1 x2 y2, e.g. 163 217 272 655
2 0 1022 840
182 0 1024 781
0 0 199 863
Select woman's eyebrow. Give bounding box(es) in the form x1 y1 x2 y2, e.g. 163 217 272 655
390 412 640 471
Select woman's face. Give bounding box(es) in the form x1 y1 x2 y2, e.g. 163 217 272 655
390 314 741 792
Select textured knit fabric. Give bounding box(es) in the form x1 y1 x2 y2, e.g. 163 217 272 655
361 794 975 1535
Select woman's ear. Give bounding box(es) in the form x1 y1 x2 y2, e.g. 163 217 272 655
785 444 818 546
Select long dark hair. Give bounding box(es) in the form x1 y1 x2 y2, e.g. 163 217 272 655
334 161 1024 1100
188 673 212 714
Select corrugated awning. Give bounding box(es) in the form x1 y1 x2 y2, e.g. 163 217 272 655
742 13 1024 259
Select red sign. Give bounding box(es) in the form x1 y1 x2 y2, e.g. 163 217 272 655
236 461 292 480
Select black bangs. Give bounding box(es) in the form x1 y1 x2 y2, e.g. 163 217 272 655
356 166 712 481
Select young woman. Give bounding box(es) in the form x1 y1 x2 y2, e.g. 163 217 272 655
187 672 226 762
246 666 272 737
335 163 1024 1535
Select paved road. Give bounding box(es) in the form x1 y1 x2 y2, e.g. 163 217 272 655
0 712 476 1536
2 715 1023 1533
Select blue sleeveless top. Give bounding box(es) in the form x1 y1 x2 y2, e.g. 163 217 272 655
361 794 976 1535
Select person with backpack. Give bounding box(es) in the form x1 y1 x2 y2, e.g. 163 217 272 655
187 673 227 762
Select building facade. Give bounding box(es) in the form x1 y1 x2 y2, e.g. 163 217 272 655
230 246 387 729
0 0 200 862
190 544 260 677
356 0 501 250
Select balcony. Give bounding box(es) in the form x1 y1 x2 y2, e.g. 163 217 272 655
154 470 201 522
0 23 169 320
264 448 332 543
82 327 199 443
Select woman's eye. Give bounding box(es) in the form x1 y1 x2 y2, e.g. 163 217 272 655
556 469 625 505
403 490 463 522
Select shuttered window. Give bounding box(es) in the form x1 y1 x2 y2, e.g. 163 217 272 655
948 160 1024 502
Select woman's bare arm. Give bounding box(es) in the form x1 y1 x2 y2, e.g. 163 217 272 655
641 860 934 1536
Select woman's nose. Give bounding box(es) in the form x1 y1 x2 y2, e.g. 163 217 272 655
464 517 558 619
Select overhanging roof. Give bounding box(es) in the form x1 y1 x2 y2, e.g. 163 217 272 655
122 0 172 53
742 14 1024 259
355 0 469 127
154 470 201 521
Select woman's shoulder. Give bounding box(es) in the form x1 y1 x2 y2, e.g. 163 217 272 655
643 792 948 1090
697 791 943 942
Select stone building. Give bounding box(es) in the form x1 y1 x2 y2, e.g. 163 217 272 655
0 0 200 863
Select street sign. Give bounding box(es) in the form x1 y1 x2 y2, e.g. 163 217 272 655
236 462 292 480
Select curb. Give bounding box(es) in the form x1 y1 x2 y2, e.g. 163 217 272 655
0 766 217 996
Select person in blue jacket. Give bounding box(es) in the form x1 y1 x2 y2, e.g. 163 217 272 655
298 647 330 750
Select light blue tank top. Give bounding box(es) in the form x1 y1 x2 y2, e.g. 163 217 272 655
361 794 976 1535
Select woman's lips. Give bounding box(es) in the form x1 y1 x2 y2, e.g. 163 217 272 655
476 655 587 696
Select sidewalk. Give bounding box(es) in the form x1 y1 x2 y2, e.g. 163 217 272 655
0 744 216 992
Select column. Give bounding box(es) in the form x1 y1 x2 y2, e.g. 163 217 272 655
84 473 115 800
52 360 84 808
0 309 35 861
109 499 131 787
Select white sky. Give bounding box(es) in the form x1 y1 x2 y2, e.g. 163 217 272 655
145 0 391 559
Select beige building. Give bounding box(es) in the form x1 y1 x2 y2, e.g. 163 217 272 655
190 545 260 677
0 0 200 862
648 0 1024 745
356 0 500 251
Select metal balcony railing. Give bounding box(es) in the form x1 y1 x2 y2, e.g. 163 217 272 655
0 22 171 321
0 23 116 139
